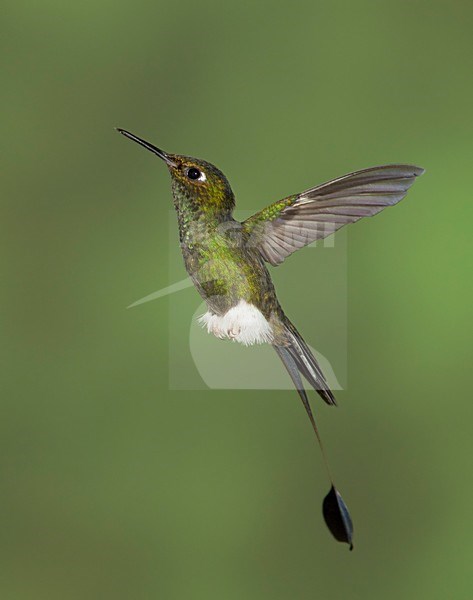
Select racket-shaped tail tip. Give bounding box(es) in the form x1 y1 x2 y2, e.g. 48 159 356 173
322 485 354 551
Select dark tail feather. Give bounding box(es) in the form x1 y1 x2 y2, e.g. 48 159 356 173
273 346 321 438
276 320 337 406
275 341 354 550
274 345 332 478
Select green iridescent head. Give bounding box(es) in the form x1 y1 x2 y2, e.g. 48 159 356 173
117 128 235 215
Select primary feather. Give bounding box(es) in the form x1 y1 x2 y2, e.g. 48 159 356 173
243 164 425 266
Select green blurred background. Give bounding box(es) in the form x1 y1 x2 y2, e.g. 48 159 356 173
2 1 472 598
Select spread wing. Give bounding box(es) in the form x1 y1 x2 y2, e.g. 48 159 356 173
242 164 424 266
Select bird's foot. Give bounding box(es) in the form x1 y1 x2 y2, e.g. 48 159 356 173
227 326 241 340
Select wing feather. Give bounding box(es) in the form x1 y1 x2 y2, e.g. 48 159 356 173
243 164 424 266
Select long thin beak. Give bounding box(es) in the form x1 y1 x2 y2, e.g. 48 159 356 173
116 128 178 168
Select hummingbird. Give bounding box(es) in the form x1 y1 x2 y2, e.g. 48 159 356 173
117 128 424 550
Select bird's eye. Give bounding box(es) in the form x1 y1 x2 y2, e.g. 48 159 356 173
187 167 202 180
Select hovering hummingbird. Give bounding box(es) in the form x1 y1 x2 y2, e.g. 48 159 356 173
117 128 424 549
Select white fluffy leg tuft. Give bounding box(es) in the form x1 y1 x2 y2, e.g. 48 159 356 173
198 300 273 346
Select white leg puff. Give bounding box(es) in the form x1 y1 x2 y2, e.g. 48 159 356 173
198 300 274 346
